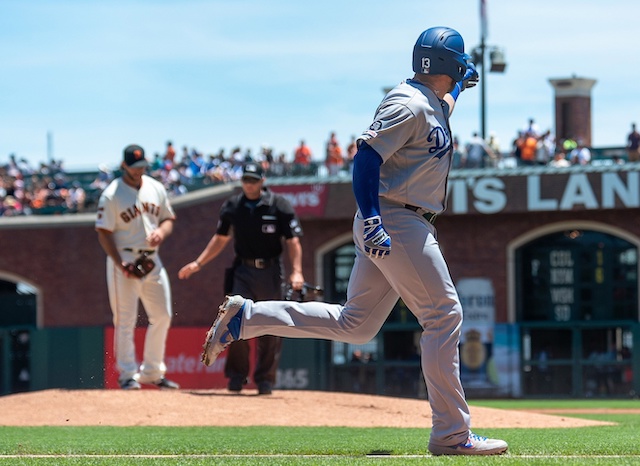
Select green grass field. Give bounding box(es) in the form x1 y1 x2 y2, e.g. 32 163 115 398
1 399 639 465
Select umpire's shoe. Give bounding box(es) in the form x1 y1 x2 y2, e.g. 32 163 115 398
201 295 245 366
428 432 508 456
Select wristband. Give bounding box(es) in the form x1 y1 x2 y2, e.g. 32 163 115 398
450 82 462 101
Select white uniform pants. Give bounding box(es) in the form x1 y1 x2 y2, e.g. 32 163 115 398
107 256 172 384
241 199 470 446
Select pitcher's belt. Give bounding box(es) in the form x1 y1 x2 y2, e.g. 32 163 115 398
238 257 279 269
404 204 437 225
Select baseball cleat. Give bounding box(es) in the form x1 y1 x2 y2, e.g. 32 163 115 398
151 377 180 390
201 295 245 366
428 432 508 456
120 378 141 390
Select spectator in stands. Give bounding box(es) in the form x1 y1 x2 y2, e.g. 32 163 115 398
270 152 289 177
204 154 217 172
293 140 312 166
168 178 188 197
66 181 86 213
207 159 233 184
17 158 34 176
230 147 244 170
487 131 500 158
188 150 205 178
569 139 591 165
204 151 231 184
524 118 540 138
11 174 27 209
91 164 114 191
36 162 51 176
627 123 640 162
536 130 555 166
548 151 571 168
451 136 463 169
562 137 578 153
165 141 176 165
325 131 344 176
0 196 21 216
258 145 274 173
179 145 190 166
464 132 496 168
151 153 164 172
292 140 313 176
516 131 538 166
6 154 21 178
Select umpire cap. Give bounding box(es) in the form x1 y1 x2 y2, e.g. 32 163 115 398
242 163 264 180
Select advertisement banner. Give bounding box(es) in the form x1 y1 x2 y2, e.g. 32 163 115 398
457 278 496 388
104 327 256 389
269 184 328 217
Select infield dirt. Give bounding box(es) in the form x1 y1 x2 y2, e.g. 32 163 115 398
0 389 616 428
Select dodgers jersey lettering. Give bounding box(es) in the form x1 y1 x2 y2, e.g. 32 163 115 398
358 79 453 214
96 174 176 250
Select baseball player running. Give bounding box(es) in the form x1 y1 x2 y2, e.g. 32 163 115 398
200 27 507 455
96 144 179 390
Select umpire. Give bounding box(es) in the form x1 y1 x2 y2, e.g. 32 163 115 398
178 162 304 394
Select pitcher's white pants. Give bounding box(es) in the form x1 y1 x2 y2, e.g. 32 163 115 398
240 199 471 446
107 256 172 384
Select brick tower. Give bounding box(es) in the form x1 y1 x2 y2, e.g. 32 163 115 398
548 76 597 146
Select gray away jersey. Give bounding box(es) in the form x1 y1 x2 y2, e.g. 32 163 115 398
358 79 453 214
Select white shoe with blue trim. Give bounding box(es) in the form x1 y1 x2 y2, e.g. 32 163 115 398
429 432 508 456
201 295 245 366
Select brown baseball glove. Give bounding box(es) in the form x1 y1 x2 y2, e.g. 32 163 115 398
124 251 155 278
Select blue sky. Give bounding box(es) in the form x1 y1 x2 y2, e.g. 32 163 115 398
1 0 637 171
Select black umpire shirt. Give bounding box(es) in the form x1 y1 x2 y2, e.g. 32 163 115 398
216 187 303 260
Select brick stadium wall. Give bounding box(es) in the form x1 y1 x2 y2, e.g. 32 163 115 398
0 182 355 328
1 169 640 329
0 218 108 327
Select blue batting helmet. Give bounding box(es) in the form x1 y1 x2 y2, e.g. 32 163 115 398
412 27 468 81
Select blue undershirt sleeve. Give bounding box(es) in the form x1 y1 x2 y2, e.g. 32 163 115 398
352 141 383 218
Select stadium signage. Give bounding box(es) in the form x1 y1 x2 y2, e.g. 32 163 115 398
448 171 639 215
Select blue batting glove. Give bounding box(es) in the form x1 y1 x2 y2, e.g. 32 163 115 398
461 61 479 90
363 215 391 258
451 61 479 101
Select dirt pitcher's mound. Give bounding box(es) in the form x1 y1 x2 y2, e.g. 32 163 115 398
0 389 612 428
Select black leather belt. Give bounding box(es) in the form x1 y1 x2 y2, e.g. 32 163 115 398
238 257 279 269
124 248 155 254
404 204 437 224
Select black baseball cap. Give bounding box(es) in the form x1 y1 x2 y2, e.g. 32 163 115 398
123 144 149 168
242 163 264 180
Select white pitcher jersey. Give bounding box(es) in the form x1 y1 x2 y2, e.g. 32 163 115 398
95 174 176 250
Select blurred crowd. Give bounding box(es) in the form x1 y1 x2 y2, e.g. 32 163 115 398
0 155 84 218
451 118 627 170
1 123 633 217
